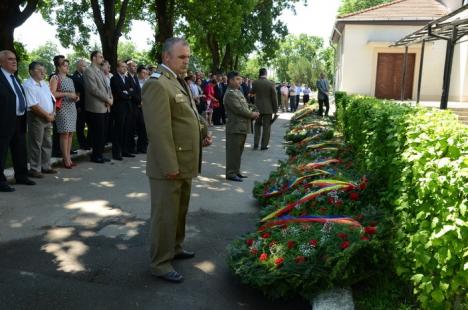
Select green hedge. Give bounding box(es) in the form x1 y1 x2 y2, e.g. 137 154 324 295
336 93 468 309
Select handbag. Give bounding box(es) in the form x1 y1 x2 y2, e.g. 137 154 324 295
54 75 63 110
212 100 220 109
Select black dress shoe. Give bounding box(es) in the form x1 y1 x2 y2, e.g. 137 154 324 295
70 150 78 155
253 145 259 150
91 158 105 164
226 176 243 182
157 271 184 283
137 149 147 154
260 147 269 150
0 183 15 192
122 153 136 158
112 156 123 161
102 157 111 162
174 250 195 259
16 178 36 185
237 174 248 178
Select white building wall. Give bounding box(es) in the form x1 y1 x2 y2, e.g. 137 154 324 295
336 24 467 101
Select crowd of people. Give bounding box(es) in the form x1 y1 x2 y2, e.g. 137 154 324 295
0 47 330 194
0 37 331 285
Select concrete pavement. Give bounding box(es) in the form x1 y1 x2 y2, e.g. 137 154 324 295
0 113 310 309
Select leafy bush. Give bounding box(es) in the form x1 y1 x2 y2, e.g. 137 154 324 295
337 94 468 309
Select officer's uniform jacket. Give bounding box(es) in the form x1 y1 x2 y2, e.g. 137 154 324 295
223 87 252 135
142 65 202 179
251 77 278 114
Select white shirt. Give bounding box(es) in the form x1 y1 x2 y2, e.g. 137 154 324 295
188 81 200 97
1 67 25 115
303 87 311 95
138 79 146 89
23 77 54 114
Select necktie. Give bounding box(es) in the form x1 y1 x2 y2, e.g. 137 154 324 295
10 74 26 114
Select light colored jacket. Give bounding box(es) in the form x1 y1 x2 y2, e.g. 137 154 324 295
83 64 112 113
142 65 202 179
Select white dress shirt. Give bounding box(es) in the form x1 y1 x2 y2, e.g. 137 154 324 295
23 77 55 114
1 67 25 115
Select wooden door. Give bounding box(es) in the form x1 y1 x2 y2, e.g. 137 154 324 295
375 53 415 100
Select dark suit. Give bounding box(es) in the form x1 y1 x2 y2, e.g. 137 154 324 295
128 74 147 153
110 74 134 157
213 83 226 125
71 70 89 148
0 70 28 185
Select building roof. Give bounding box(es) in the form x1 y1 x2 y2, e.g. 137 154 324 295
331 0 450 42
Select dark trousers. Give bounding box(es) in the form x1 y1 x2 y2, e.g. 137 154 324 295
111 104 133 157
289 96 296 112
135 107 148 152
213 103 226 125
295 95 300 110
76 108 89 148
87 111 108 160
0 116 28 184
303 94 310 104
52 121 61 157
318 96 330 116
254 114 272 149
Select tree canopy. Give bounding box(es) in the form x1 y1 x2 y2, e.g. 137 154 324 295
338 0 392 16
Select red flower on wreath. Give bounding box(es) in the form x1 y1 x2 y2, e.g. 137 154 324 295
246 239 254 246
287 240 296 249
295 256 306 264
337 232 348 240
250 248 259 255
274 257 284 267
360 236 369 241
340 240 350 249
349 192 360 201
335 200 344 207
327 196 335 205
262 232 271 239
309 239 318 247
364 226 377 235
259 253 268 262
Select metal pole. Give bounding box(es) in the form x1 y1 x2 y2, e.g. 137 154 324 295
416 40 426 103
401 45 408 100
440 27 458 109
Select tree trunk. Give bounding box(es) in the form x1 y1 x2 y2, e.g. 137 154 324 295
0 0 39 54
207 33 220 73
101 36 118 74
220 43 232 72
0 26 15 52
154 0 175 63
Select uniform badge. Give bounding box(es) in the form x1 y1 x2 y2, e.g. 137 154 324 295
150 72 162 79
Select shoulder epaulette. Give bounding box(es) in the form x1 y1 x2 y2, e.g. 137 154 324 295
150 72 162 79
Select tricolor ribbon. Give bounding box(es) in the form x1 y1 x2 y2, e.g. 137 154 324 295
262 170 331 198
298 159 342 171
261 183 355 222
258 215 362 231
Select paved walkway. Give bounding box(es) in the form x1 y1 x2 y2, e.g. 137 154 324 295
0 113 311 309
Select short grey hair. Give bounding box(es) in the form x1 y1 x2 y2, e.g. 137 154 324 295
75 59 86 66
162 38 189 55
0 50 14 62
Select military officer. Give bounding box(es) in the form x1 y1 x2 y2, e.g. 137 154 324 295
224 71 259 182
142 38 211 283
251 68 278 150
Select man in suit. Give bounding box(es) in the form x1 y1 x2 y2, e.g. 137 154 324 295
224 71 259 182
251 68 278 150
0 50 36 192
83 51 113 163
127 60 147 154
71 59 90 150
110 61 135 160
316 72 330 117
142 37 211 283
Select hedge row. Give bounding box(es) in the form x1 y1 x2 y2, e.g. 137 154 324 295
336 93 468 309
